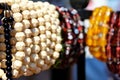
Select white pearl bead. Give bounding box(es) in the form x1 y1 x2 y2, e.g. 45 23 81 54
49 4 56 11
24 47 31 56
50 59 55 65
23 56 30 64
36 10 43 17
14 0 21 3
37 59 44 67
50 42 55 49
19 2 27 11
15 42 25 51
56 26 62 34
23 69 33 76
25 38 33 47
45 31 51 39
15 32 25 41
15 51 25 60
31 45 40 54
46 39 51 47
0 52 6 60
41 64 50 70
24 29 32 38
27 1 34 10
38 17 45 26
30 10 37 19
56 36 62 43
51 33 57 41
13 60 22 70
21 65 28 72
6 0 14 5
44 56 51 64
51 25 57 33
2 73 6 80
11 4 20 13
54 19 60 25
33 2 40 10
53 52 60 59
14 22 24 32
55 44 62 52
33 36 40 45
30 54 39 62
13 13 22 22
39 26 46 34
22 20 30 29
39 51 47 59
12 69 19 78
40 42 47 50
44 15 50 22
22 10 30 20
31 18 38 28
45 22 51 30
40 34 46 42
31 28 40 36
29 62 37 71
0 69 4 77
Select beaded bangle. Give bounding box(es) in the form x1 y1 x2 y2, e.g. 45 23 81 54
86 6 112 61
53 6 83 68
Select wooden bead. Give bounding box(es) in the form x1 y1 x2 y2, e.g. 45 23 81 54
30 54 39 62
33 36 40 45
39 26 46 34
25 38 33 46
22 10 30 20
0 35 5 42
14 22 24 32
15 32 25 41
0 52 6 60
55 44 62 52
15 42 25 51
53 52 59 59
40 34 46 42
24 47 31 56
39 51 47 59
15 51 25 60
13 60 22 70
10 30 16 37
11 4 20 13
31 45 40 54
23 56 30 64
11 46 17 53
10 37 17 45
0 43 6 51
24 29 32 38
22 20 30 29
13 13 22 22
30 10 37 19
31 28 40 36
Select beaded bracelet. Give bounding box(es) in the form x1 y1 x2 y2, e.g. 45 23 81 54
53 6 83 68
107 12 120 75
86 6 112 61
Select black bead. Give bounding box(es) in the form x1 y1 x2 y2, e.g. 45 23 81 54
6 44 11 49
3 23 9 28
4 28 10 32
5 33 10 39
6 55 12 60
6 72 12 78
6 61 12 66
6 66 12 72
3 17 8 23
5 39 10 44
8 17 14 22
7 78 12 80
6 50 11 53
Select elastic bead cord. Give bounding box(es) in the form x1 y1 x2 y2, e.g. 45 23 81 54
3 10 13 80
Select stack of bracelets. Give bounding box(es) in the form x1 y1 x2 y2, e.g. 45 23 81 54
86 6 112 61
53 6 84 68
106 12 120 75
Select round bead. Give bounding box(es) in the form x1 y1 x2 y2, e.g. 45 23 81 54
37 59 45 67
31 28 40 36
51 33 57 41
24 47 31 56
31 45 40 54
0 69 4 77
6 72 12 78
45 31 51 39
39 26 46 34
38 17 45 26
11 4 20 13
30 54 39 62
14 22 24 32
0 35 5 42
15 51 25 60
0 52 6 60
22 10 30 20
30 10 37 19
23 56 30 64
33 36 40 45
0 43 6 51
31 18 38 28
24 29 32 38
10 38 17 45
13 60 22 70
45 22 51 30
25 38 33 46
27 1 34 10
6 66 12 72
22 20 30 29
15 42 25 51
6 55 12 60
15 32 25 41
6 60 12 66
55 44 62 52
29 62 37 71
36 10 43 17
13 13 22 22
12 69 19 78
39 51 47 59
40 42 47 50
19 2 27 11
40 34 46 42
53 52 60 59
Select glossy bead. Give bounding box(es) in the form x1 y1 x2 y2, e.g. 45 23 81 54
6 72 12 78
3 18 8 23
6 55 12 60
3 23 9 28
6 66 12 72
6 61 12 66
8 17 14 22
7 78 12 80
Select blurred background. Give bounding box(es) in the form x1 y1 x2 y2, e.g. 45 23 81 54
14 0 120 80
